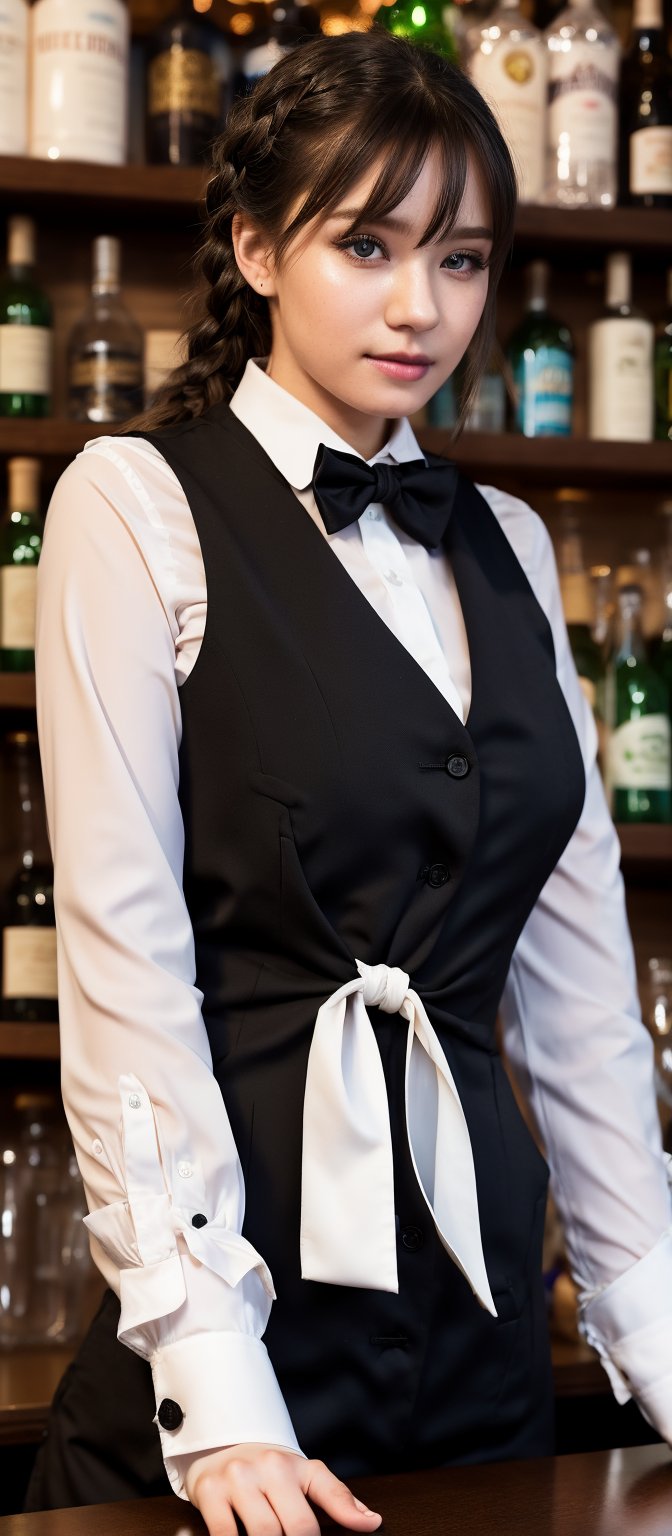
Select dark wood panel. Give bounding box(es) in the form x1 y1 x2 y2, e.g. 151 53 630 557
0 676 36 710
0 156 206 217
420 430 672 487
514 203 672 253
0 1025 59 1060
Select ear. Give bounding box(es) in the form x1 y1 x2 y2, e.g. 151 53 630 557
231 212 277 298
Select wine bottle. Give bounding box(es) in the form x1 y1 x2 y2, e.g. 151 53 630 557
375 0 458 62
29 0 129 165
235 0 320 95
0 0 28 154
588 251 654 442
0 731 58 1024
602 584 672 824
0 458 42 674
67 237 143 424
145 0 232 165
619 0 672 208
506 261 574 436
558 512 605 714
466 0 547 203
0 217 52 420
655 266 672 441
544 0 621 208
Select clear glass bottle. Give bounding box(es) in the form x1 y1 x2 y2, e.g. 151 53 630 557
602 583 672 824
67 237 143 425
466 0 548 202
655 267 672 442
544 0 621 208
0 217 52 419
506 260 574 436
375 0 458 61
0 731 58 1023
558 511 605 714
588 251 654 441
0 0 28 154
29 0 129 164
619 0 672 208
0 458 43 673
145 0 233 165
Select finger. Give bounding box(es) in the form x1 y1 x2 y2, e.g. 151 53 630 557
192 1489 239 1536
229 1486 284 1536
302 1464 382 1529
263 1476 322 1536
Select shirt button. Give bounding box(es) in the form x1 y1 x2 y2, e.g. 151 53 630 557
128 1093 142 1110
427 864 450 887
191 1213 208 1228
158 1398 184 1431
384 569 403 586
92 1139 104 1156
368 506 380 520
401 1226 425 1252
177 1161 193 1178
446 754 470 779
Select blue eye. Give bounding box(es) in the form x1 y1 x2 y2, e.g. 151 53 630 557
340 235 384 261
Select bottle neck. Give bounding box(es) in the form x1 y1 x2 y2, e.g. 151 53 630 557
632 0 663 31
615 592 647 660
605 253 632 312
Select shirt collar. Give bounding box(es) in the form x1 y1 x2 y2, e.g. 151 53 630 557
229 356 426 491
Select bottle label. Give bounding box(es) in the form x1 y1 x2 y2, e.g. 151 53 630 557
0 325 51 394
469 41 546 202
29 0 129 165
606 713 671 791
589 318 654 440
148 48 220 119
630 127 672 195
548 48 619 164
70 354 143 388
2 926 58 1000
0 566 37 649
513 345 573 435
0 0 28 154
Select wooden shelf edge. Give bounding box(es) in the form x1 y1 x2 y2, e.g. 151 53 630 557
617 823 672 867
0 1023 59 1059
419 429 672 485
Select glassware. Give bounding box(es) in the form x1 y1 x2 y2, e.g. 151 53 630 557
145 0 232 164
67 236 143 425
466 0 547 203
0 458 43 673
0 730 57 1023
619 0 672 208
601 583 672 823
0 217 52 419
506 260 574 436
375 0 458 61
588 252 654 443
544 0 621 208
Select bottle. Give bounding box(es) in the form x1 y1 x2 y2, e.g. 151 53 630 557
588 252 654 441
602 584 672 823
466 0 547 203
236 1 320 95
655 267 672 442
506 261 574 436
67 237 143 425
616 547 667 640
619 0 672 208
545 0 621 208
0 459 42 673
0 218 52 420
0 731 58 1023
0 0 28 154
557 511 605 714
375 0 458 62
29 0 129 165
590 563 614 651
145 0 232 165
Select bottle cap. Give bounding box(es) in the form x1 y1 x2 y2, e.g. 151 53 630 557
93 236 121 289
7 216 36 268
7 457 41 512
605 252 631 310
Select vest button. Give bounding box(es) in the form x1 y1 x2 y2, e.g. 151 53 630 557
427 863 450 887
401 1225 425 1252
191 1213 208 1228
158 1398 184 1431
446 754 470 778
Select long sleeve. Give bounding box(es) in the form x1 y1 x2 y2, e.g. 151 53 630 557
35 452 306 1501
489 487 672 1442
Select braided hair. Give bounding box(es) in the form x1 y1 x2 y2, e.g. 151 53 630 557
123 28 517 435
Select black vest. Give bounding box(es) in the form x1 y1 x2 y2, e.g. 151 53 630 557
125 401 586 1473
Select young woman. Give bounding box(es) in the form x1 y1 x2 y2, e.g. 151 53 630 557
25 27 672 1536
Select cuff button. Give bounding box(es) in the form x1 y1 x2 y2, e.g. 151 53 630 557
158 1398 184 1431
191 1213 208 1228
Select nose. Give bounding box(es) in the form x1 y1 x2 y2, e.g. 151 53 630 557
384 258 441 334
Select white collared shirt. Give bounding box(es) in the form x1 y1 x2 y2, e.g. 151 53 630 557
34 357 672 1501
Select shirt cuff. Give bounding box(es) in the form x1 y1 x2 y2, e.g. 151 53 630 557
578 1220 672 1445
150 1331 307 1500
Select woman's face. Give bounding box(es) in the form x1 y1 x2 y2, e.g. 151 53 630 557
234 144 493 458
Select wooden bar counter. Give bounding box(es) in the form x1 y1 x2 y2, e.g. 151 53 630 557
1 1444 671 1536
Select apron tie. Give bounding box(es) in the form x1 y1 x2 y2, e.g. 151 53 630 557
300 958 497 1314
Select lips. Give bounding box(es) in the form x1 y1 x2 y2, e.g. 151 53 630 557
368 353 433 364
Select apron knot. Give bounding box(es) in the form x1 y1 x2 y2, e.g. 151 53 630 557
355 958 410 1014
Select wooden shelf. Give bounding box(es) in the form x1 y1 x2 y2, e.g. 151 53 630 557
0 1023 59 1059
0 673 36 709
618 823 672 877
420 430 672 487
514 203 672 254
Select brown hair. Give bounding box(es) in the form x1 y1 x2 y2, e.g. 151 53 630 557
122 28 517 438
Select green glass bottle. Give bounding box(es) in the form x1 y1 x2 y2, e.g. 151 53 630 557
603 583 672 824
654 267 672 443
0 216 52 419
506 261 574 437
375 0 458 61
0 458 43 672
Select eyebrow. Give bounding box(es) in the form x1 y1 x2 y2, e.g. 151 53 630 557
331 209 494 241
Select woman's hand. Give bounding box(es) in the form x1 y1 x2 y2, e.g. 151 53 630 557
183 1443 383 1536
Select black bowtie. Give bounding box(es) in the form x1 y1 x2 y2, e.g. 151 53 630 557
311 443 458 551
